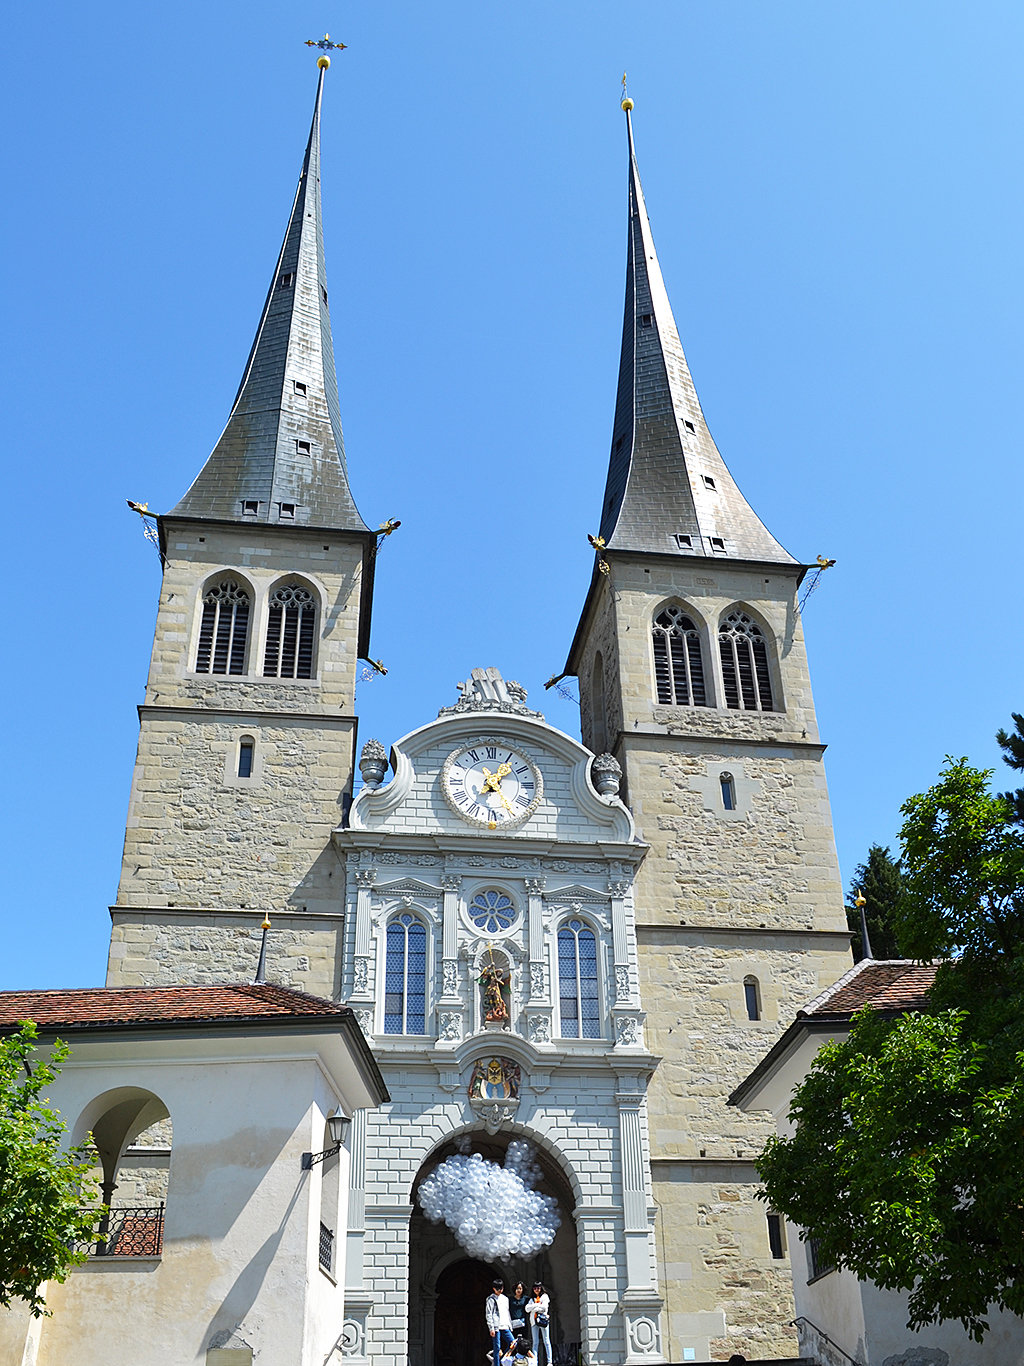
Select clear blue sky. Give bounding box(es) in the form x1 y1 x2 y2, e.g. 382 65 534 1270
1 1 1021 989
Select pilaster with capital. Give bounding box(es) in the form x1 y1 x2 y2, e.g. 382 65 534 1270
526 876 547 1003
351 868 377 1003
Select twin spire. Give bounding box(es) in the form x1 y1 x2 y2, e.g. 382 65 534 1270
170 71 790 568
598 106 795 566
170 65 368 534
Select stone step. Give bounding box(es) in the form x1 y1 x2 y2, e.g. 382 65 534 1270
664 1359 816 1365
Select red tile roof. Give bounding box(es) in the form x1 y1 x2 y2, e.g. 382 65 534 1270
801 960 938 1018
0 983 352 1030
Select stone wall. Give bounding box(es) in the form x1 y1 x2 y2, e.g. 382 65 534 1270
114 518 366 921
107 909 343 997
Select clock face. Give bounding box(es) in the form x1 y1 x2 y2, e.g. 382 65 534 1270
441 741 543 829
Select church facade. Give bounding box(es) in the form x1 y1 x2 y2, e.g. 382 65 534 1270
107 68 852 1365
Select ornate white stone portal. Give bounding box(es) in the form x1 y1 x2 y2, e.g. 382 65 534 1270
338 671 663 1366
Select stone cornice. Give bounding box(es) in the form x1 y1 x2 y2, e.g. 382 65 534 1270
137 704 356 725
618 727 826 756
637 924 851 949
109 905 346 923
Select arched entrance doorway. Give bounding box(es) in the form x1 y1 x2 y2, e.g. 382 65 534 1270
409 1130 580 1366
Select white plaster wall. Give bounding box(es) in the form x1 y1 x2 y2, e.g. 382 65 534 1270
6 1032 368 1366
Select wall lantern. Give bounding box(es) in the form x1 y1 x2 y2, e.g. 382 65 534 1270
302 1108 351 1170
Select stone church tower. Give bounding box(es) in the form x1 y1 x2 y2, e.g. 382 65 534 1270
103 65 855 1365
562 104 853 1359
107 65 376 994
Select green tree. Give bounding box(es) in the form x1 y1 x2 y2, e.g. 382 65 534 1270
995 711 1024 825
757 757 1024 1342
0 1022 102 1316
845 843 904 961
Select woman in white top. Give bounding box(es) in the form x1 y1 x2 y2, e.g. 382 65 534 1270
526 1282 551 1366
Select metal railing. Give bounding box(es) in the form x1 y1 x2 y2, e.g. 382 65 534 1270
792 1316 861 1366
319 1221 334 1272
78 1203 165 1257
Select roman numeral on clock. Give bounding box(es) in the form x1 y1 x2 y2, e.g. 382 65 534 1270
515 794 530 807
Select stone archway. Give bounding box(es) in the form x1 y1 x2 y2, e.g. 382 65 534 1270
409 1130 581 1366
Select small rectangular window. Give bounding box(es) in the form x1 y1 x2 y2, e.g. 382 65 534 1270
767 1213 786 1260
702 475 716 490
709 536 725 551
807 1237 835 1281
640 313 653 328
296 440 311 455
321 286 329 304
238 739 254 779
684 419 696 432
744 978 760 1020
293 380 307 396
280 503 296 519
242 500 259 516
721 773 736 810
675 534 692 548
278 272 294 289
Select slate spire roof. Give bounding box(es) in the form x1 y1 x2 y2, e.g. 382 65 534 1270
598 107 796 565
169 66 369 533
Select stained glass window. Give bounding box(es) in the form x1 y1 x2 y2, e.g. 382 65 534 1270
558 919 600 1039
384 913 426 1034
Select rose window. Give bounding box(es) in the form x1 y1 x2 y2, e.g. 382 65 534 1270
469 891 516 934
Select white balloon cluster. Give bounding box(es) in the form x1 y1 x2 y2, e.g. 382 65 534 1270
418 1140 561 1262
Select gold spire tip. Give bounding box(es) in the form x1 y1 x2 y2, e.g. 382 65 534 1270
261 913 272 930
317 55 331 70
621 97 634 111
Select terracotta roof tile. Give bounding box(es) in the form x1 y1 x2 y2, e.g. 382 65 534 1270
0 983 351 1031
802 960 938 1018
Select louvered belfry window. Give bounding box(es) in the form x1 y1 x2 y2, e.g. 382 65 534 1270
195 579 250 675
263 583 316 679
719 611 774 711
652 606 707 706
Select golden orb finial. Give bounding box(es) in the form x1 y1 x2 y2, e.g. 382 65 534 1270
621 97 634 112
854 893 866 910
261 913 272 930
317 54 331 70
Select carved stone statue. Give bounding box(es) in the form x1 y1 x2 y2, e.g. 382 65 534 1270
438 667 543 720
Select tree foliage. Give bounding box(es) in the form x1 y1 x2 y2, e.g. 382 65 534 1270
0 1023 101 1315
995 711 1024 825
845 843 904 960
757 751 1024 1341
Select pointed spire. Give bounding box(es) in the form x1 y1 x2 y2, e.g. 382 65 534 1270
598 105 795 565
169 66 369 533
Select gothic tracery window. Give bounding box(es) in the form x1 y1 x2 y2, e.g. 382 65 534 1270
263 582 317 679
384 913 426 1035
652 606 707 707
558 919 600 1039
195 578 250 675
718 611 774 712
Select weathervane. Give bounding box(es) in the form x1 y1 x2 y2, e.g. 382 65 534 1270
621 72 634 113
306 33 347 52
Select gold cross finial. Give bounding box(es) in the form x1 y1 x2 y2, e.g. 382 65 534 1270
306 33 347 51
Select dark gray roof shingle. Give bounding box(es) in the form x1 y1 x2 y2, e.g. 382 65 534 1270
169 67 369 534
599 110 796 566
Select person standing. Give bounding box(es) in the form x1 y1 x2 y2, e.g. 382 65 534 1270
527 1281 551 1366
510 1282 528 1336
486 1277 514 1366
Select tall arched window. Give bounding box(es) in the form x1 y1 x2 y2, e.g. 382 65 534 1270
263 582 317 679
384 912 426 1035
195 578 250 675
558 918 600 1039
653 606 707 706
719 611 774 712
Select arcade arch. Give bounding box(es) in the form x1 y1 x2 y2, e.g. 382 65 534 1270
408 1129 581 1366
